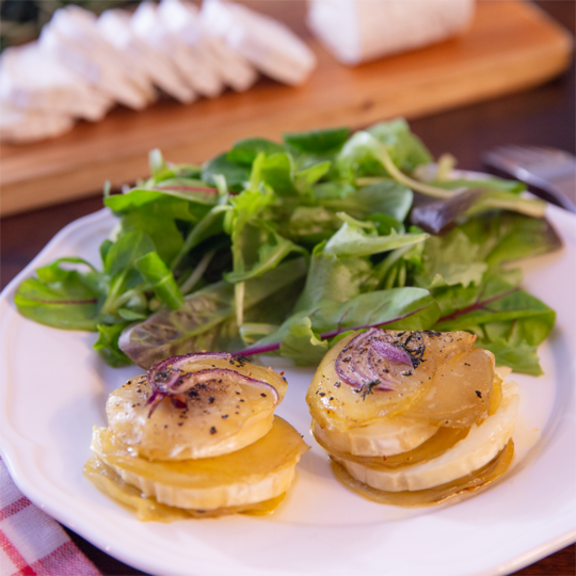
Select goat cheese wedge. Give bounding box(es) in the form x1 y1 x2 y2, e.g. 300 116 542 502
0 99 75 143
158 0 257 92
308 0 475 65
0 42 111 122
132 2 220 99
40 6 151 110
98 9 194 104
201 0 316 86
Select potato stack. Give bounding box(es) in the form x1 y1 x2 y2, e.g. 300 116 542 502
85 352 309 521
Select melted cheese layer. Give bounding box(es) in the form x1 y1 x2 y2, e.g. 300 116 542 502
333 380 519 492
313 418 438 456
90 416 309 510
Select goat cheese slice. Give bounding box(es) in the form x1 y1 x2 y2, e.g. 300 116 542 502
201 0 316 86
0 98 75 143
40 6 151 109
158 0 257 92
0 42 112 122
98 9 194 104
132 2 220 99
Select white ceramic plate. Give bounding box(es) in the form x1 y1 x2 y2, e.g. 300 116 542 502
1 205 575 576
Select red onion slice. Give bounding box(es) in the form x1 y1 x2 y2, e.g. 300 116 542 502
147 352 232 392
335 329 412 392
145 353 278 416
370 340 412 367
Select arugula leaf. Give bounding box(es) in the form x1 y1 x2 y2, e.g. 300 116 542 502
459 211 562 265
430 177 527 194
324 216 428 258
224 225 308 283
134 252 184 310
294 251 372 311
323 180 413 222
414 230 488 289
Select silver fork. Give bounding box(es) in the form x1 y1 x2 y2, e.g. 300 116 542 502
483 145 576 213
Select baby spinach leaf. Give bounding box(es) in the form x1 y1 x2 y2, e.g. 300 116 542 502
93 323 132 367
201 153 251 190
279 316 329 366
227 137 286 165
283 127 349 154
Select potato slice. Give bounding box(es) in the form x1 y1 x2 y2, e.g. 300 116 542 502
107 356 287 460
90 417 309 511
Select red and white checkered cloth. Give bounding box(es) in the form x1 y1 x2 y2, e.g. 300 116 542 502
0 455 101 576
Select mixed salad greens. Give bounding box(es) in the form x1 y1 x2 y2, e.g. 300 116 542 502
14 119 560 374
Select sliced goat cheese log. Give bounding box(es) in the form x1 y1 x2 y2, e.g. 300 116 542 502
132 2 220 99
158 0 257 92
39 6 151 109
308 0 475 65
201 0 316 86
0 42 112 122
0 99 74 143
98 9 194 104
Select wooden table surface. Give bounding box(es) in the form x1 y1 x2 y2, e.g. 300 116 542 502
1 1 575 575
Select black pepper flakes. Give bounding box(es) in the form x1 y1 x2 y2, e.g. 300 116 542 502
208 397 215 404
210 426 217 434
222 414 229 419
475 390 482 398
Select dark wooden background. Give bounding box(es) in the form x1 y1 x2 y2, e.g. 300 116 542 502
1 1 574 575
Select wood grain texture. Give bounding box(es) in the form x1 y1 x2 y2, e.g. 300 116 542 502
0 0 573 216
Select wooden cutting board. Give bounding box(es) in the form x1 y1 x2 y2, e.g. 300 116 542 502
0 0 573 216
